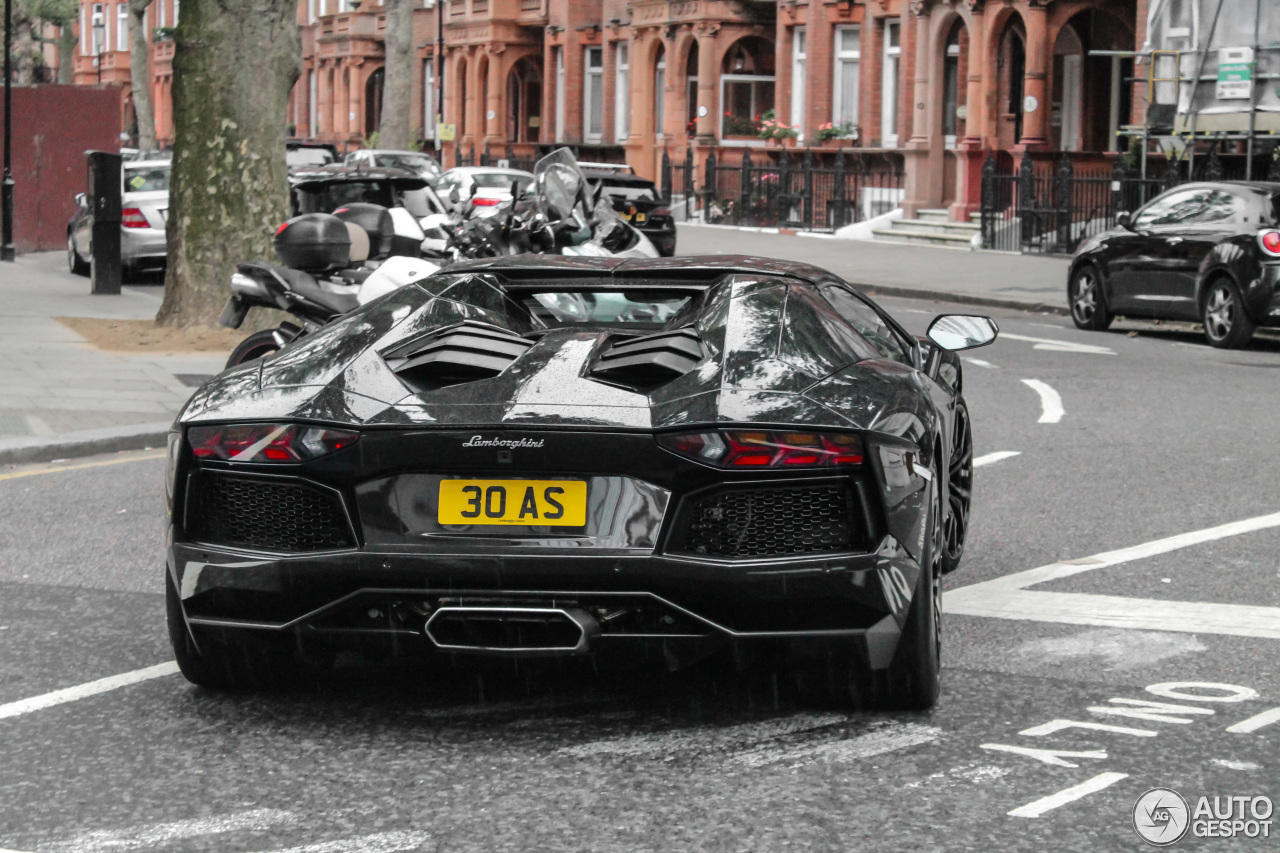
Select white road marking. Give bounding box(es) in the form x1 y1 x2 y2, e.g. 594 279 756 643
559 712 847 759
0 662 179 721
1007 772 1129 818
1021 379 1064 423
974 451 1020 468
733 722 940 768
1210 759 1261 770
1000 332 1116 355
1088 698 1215 725
55 809 297 853
252 831 431 853
962 357 997 368
1225 706 1280 734
979 743 1109 768
945 510 1280 640
1019 719 1156 738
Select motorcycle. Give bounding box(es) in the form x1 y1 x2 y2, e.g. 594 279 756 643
219 205 439 368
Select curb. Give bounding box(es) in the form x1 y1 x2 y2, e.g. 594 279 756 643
852 282 1069 316
0 421 172 467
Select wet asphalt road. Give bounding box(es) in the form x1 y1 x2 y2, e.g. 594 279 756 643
1 295 1279 853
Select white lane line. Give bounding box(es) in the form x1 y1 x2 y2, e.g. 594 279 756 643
0 847 33 853
1226 706 1280 734
1001 332 1116 356
0 661 179 721
57 809 298 853
1021 379 1064 423
0 452 166 483
733 722 940 768
946 510 1280 639
1007 772 1130 818
963 357 998 368
253 831 432 853
974 451 1021 468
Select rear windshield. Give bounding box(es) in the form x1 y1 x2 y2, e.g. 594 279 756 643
123 165 170 193
520 291 692 327
599 181 660 203
473 173 533 192
287 148 335 168
375 153 440 175
295 180 396 213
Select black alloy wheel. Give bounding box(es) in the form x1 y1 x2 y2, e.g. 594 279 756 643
941 399 972 575
226 329 283 369
884 479 943 711
1202 277 1256 349
1069 263 1111 331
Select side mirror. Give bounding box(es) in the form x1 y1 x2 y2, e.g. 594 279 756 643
75 192 87 209
926 315 999 351
449 186 461 205
1116 211 1133 230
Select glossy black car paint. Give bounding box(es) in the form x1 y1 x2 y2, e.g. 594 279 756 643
168 255 967 678
584 171 678 257
1069 181 1280 327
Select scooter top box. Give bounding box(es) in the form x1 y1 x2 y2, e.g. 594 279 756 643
274 213 352 271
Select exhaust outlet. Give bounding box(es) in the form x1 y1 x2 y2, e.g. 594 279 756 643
424 606 599 656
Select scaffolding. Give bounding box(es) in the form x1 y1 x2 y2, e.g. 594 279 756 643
1094 0 1280 180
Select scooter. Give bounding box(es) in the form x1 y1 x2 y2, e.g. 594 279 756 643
219 205 439 368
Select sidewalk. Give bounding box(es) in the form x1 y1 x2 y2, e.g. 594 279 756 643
0 253 226 463
677 224 1072 313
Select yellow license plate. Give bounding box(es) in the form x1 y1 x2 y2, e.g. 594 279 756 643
620 212 632 221
438 479 587 526
636 213 647 224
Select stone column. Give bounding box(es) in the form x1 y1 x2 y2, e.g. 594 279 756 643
317 61 331 137
952 3 986 221
1019 1 1049 147
900 1 936 217
348 59 364 146
486 46 504 143
335 64 349 140
905 5 931 147
694 25 718 143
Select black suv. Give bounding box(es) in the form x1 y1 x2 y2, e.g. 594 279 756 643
582 168 677 257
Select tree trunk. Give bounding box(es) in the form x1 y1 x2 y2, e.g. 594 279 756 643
156 0 300 328
128 0 156 150
377 0 414 150
57 25 76 84
14 17 36 85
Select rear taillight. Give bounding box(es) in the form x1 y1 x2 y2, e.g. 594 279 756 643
188 423 359 463
275 221 290 235
1259 230 1280 257
658 430 863 468
122 207 149 228
651 208 671 217
471 197 501 207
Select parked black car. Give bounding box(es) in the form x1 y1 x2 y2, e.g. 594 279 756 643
1068 181 1280 348
583 169 677 256
288 165 446 220
164 255 998 708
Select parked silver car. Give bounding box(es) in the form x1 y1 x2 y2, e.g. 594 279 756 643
343 148 443 183
434 166 534 218
67 159 171 278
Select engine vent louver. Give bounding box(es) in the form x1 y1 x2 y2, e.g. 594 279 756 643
590 326 704 392
383 321 535 391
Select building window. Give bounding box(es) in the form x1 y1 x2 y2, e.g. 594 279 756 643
720 75 774 140
173 0 179 24
117 4 128 51
790 27 805 132
424 60 436 139
834 25 859 126
584 46 603 142
554 47 565 143
91 4 105 55
614 42 629 142
309 70 318 136
881 20 900 147
654 51 665 135
157 0 164 28
80 4 87 54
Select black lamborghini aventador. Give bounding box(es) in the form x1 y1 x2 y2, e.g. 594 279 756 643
165 255 997 709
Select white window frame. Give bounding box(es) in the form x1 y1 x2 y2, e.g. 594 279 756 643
80 4 87 54
423 60 436 139
881 20 900 148
116 4 128 51
654 53 665 136
614 41 630 142
943 39 960 149
309 69 318 136
719 73 775 146
583 46 604 143
173 0 179 24
157 0 165 28
554 47 565 143
790 27 805 133
308 0 317 24
833 25 860 128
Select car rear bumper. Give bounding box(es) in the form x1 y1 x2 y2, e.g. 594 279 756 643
121 227 167 263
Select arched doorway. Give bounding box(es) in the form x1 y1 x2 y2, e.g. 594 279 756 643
476 55 489 140
507 58 542 143
365 68 385 140
995 14 1026 149
1056 9 1134 153
720 35 776 140
684 41 698 138
457 57 468 139
941 20 968 148
653 43 666 135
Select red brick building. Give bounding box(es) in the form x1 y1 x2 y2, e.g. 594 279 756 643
65 0 1145 222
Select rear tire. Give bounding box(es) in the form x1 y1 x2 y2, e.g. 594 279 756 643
226 330 282 369
1069 263 1111 331
167 571 292 690
67 234 88 275
1202 277 1256 349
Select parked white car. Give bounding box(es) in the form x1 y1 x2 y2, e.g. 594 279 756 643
67 159 171 278
434 166 534 218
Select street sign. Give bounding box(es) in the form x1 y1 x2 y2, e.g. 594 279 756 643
438 123 456 142
1217 47 1253 100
